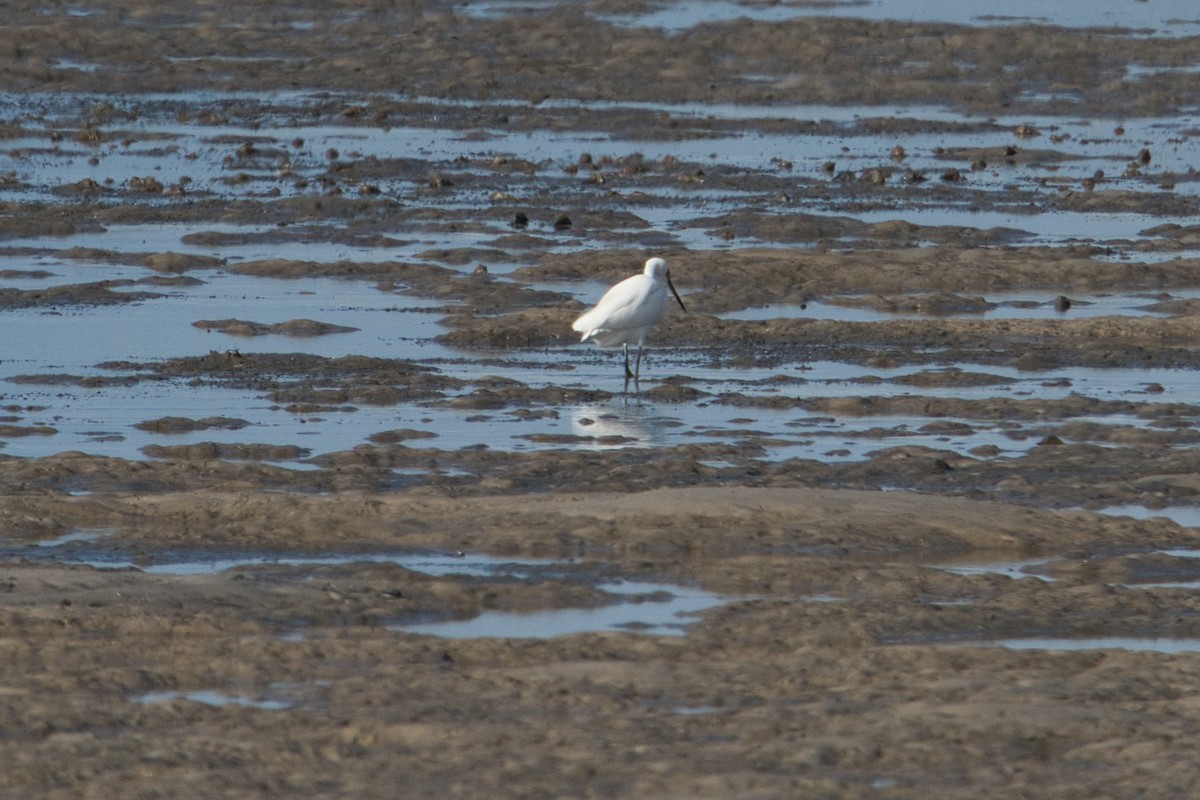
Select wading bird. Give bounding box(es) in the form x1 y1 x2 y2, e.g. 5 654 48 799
572 257 686 390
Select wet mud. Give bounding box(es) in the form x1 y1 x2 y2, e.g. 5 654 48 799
4 1 1200 797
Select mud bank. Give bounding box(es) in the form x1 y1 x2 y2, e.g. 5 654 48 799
2 1 1198 115
5 486 1200 798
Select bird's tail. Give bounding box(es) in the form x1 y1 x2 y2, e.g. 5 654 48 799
572 313 596 341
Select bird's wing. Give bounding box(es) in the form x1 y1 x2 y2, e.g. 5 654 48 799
572 275 659 337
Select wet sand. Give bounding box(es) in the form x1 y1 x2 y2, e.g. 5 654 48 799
5 1 1200 797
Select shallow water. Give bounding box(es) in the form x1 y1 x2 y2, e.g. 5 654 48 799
0 365 1060 463
16 537 730 638
719 291 1200 323
398 579 727 638
599 0 1200 35
1098 506 1200 528
933 555 1059 583
5 294 1196 462
31 537 552 577
3 84 1200 468
959 637 1200 653
4 92 1195 235
467 0 1200 36
133 690 292 711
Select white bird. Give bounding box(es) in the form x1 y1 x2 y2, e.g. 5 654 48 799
572 257 686 389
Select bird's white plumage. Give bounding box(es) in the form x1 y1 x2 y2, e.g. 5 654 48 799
572 257 686 387
572 257 678 347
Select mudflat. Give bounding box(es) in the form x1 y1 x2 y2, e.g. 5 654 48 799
4 2 1200 798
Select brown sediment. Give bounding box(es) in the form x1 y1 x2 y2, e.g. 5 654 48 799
4 2 1200 798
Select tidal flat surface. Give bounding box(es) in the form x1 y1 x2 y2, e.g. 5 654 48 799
5 2 1200 798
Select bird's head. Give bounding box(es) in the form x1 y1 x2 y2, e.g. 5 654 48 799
644 257 685 313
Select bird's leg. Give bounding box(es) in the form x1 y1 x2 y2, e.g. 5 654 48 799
622 344 633 393
634 345 643 390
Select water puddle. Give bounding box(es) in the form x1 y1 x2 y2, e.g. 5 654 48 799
1094 506 1200 528
35 528 116 548
1158 548 1200 561
849 208 1198 247
933 555 1059 582
0 221 513 267
13 541 730 638
2 270 451 367
47 547 552 578
133 690 291 711
952 637 1200 653
6 346 1191 463
397 579 726 639
1121 581 1200 591
513 0 1200 36
673 705 721 716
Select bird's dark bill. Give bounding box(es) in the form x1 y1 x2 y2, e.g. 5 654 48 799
667 274 687 313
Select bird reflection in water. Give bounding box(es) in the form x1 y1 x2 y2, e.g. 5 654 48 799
570 404 675 449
